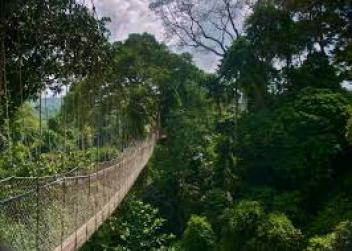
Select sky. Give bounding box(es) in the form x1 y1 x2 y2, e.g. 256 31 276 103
90 0 220 72
90 0 352 89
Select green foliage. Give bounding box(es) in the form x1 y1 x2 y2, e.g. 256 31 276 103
253 213 303 251
220 200 265 250
272 191 303 223
289 53 342 92
1 0 352 249
139 63 216 234
0 100 121 177
212 118 240 193
220 201 303 251
200 189 232 231
333 221 352 250
307 221 352 251
219 37 274 110
62 33 206 143
181 215 216 251
245 2 300 61
0 214 36 250
142 1 352 249
242 186 277 208
224 200 265 235
346 106 352 144
238 88 349 191
0 0 110 115
82 198 174 251
308 194 352 235
306 235 336 251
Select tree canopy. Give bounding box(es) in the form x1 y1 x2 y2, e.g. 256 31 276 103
1 0 352 250
0 0 110 116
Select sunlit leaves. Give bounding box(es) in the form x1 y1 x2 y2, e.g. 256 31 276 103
181 215 216 251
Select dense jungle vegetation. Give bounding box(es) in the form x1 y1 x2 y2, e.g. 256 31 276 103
1 0 352 250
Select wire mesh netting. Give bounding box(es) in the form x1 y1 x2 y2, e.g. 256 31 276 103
0 135 156 251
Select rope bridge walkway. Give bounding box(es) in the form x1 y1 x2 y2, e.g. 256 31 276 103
0 135 156 251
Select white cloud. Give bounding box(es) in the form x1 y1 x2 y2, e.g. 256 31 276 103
94 0 164 41
91 0 219 72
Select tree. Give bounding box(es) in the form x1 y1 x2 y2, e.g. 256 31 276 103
308 193 352 236
220 200 265 250
347 106 352 144
212 118 240 193
200 188 232 233
143 92 215 234
253 213 303 251
219 37 275 110
181 215 216 251
278 0 350 56
201 74 228 117
136 1 352 250
149 0 250 56
62 33 208 144
307 221 352 251
245 2 301 64
82 198 174 251
272 191 304 223
221 201 303 251
288 53 342 92
238 88 349 192
0 0 110 117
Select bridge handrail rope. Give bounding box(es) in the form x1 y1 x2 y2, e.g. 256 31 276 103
0 133 157 251
0 134 154 198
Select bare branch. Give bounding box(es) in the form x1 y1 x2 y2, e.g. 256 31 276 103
187 8 227 54
150 0 248 56
165 2 225 56
208 16 236 41
223 0 240 37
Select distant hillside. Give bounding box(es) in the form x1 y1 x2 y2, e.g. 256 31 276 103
31 97 62 120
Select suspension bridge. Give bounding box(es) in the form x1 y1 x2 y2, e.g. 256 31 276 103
0 134 157 251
